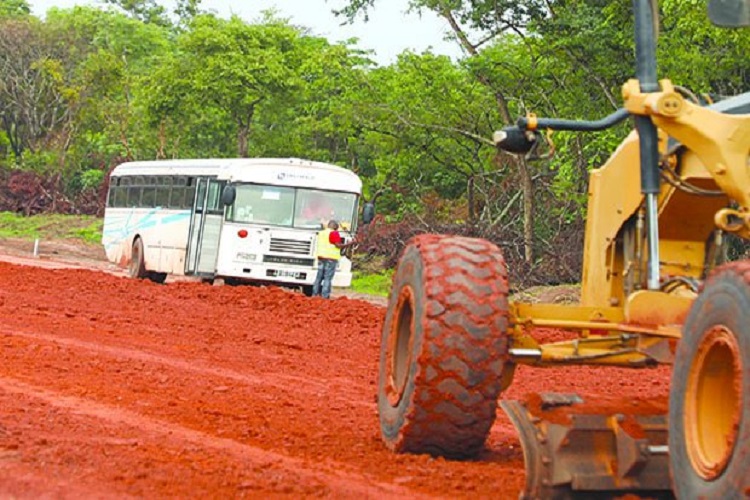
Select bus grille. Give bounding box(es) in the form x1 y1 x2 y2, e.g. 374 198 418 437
269 238 312 255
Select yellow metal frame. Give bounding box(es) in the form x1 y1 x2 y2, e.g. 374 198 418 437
507 79 750 369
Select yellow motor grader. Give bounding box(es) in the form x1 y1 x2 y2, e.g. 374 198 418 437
377 0 750 497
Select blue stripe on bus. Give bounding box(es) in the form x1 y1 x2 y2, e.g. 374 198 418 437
102 209 191 248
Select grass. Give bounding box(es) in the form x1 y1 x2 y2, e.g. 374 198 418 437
351 269 394 297
0 212 103 245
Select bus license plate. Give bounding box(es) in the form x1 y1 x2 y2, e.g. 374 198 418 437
277 270 301 279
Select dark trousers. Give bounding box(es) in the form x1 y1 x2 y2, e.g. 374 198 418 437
312 258 337 299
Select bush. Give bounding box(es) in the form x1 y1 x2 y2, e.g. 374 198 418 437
355 214 584 290
0 167 108 216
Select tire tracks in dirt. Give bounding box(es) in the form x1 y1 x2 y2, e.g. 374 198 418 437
0 375 430 499
0 327 371 410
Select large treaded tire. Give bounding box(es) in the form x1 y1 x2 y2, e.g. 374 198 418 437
378 234 511 458
669 261 749 499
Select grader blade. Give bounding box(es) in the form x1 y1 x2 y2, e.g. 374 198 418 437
500 393 673 499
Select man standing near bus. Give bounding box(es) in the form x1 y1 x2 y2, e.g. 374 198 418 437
312 220 355 299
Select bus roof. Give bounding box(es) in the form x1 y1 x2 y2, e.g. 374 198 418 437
110 158 362 193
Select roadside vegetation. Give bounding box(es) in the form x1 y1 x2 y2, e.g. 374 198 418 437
1 0 747 285
351 269 394 297
0 211 102 245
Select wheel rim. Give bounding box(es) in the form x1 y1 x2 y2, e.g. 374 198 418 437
385 285 415 407
684 325 742 480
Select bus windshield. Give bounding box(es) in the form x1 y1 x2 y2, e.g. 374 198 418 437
227 184 358 230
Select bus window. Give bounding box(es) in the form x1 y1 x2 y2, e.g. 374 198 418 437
206 181 222 211
229 184 295 226
294 189 357 230
112 187 127 207
141 187 156 208
168 187 183 208
155 186 170 207
195 180 207 210
184 186 196 209
127 187 142 207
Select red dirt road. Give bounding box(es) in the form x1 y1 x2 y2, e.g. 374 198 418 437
0 257 671 498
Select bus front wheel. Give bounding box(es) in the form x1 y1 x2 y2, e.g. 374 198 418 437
129 237 147 279
148 272 167 284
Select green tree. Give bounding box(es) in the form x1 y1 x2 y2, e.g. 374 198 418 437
163 14 307 157
0 17 70 162
102 0 169 27
40 7 171 173
0 0 30 17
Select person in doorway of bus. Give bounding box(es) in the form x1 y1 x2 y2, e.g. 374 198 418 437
312 220 356 299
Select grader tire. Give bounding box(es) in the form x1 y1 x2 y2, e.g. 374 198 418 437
378 234 511 458
669 261 750 499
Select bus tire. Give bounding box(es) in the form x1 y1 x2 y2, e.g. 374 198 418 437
129 237 147 279
669 261 750 499
378 234 511 458
148 272 167 284
302 285 314 297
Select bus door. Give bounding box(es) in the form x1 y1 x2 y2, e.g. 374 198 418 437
185 177 226 276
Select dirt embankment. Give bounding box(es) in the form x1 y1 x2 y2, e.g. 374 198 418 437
0 240 671 498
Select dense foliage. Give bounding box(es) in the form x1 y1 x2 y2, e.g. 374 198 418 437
1 0 747 282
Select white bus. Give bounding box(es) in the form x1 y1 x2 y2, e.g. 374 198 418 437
102 158 365 294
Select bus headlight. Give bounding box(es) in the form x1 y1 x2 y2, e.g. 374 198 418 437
236 252 257 262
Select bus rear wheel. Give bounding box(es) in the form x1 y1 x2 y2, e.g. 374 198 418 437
129 237 147 279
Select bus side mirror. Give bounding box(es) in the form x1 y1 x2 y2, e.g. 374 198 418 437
221 185 236 206
708 0 750 26
362 202 375 225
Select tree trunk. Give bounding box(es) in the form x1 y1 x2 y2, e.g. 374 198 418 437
237 125 249 158
519 157 534 263
236 108 256 158
437 5 535 262
156 120 167 159
467 175 475 223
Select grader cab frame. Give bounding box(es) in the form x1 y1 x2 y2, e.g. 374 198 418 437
377 0 750 497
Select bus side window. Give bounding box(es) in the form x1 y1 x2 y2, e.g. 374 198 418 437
127 186 142 207
107 185 116 207
113 186 127 207
155 185 170 207
183 186 196 209
180 176 196 209
169 176 185 208
141 187 156 208
154 175 171 208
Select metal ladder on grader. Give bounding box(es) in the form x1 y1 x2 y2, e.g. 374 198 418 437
376 0 750 497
